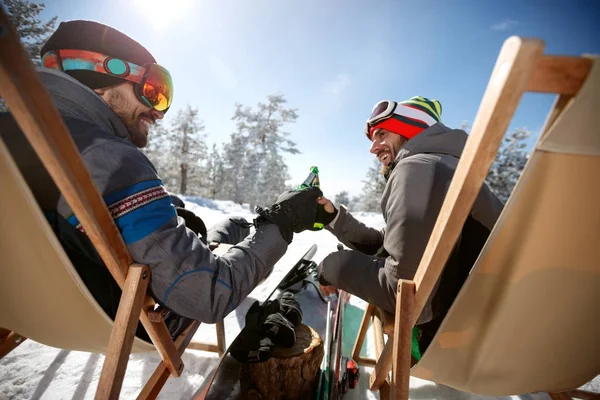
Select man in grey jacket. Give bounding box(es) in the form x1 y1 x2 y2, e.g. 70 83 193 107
1 20 322 330
317 96 503 348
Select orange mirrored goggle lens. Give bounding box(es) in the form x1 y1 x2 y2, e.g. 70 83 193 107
139 64 173 112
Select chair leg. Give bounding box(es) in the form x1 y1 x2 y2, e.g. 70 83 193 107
391 280 416 400
137 321 201 400
216 320 226 356
369 338 394 390
96 264 151 400
549 389 600 400
352 303 377 366
0 330 27 359
379 380 392 400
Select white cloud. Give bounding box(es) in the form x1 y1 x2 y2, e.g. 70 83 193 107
325 73 351 95
490 19 519 31
208 55 238 91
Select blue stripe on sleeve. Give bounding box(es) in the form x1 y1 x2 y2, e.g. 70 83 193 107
66 213 79 226
115 195 176 243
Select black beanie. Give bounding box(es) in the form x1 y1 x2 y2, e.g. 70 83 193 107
41 20 157 89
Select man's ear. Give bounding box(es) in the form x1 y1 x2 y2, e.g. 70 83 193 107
93 87 108 95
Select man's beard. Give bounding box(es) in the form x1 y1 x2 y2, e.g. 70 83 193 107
381 164 389 176
105 90 149 148
123 118 148 148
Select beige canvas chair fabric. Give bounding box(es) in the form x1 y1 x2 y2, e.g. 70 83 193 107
0 139 154 354
411 58 600 395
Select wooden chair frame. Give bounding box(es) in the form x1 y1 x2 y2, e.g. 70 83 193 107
0 9 225 400
351 37 597 400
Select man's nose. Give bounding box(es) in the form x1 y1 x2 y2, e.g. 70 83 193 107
370 139 381 154
151 109 165 120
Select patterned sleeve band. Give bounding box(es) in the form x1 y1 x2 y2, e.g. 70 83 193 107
68 179 175 244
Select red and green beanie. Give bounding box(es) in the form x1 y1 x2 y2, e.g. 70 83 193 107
373 96 443 140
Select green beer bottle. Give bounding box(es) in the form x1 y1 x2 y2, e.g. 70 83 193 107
297 166 325 231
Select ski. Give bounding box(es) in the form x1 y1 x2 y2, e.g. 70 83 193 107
315 298 333 399
317 289 359 400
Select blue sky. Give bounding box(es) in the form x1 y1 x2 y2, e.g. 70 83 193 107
40 0 600 198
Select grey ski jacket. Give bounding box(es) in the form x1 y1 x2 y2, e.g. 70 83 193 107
1 68 287 323
326 123 503 323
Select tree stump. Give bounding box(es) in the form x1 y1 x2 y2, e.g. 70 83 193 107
240 324 324 400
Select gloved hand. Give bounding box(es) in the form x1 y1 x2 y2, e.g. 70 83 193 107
230 300 274 363
229 299 297 362
254 186 323 244
279 291 302 326
263 312 296 348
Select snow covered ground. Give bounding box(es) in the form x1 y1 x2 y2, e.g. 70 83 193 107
0 197 597 399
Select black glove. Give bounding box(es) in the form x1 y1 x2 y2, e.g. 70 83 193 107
176 207 208 238
229 298 299 361
254 186 323 244
230 332 274 363
263 312 296 348
230 300 275 363
279 291 302 326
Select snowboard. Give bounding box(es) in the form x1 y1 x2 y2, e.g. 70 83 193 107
195 243 321 400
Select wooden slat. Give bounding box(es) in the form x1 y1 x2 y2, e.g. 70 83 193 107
187 342 221 353
528 55 592 95
369 339 394 390
0 6 130 286
137 320 201 400
372 311 385 358
215 321 226 356
0 331 27 359
352 303 375 365
96 264 151 400
410 37 545 327
391 280 415 400
355 356 377 367
0 9 183 377
143 313 184 377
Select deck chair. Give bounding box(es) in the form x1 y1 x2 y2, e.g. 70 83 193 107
0 10 226 400
352 36 600 400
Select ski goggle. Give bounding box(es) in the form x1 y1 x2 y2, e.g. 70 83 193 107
364 99 440 140
42 49 174 113
365 100 397 140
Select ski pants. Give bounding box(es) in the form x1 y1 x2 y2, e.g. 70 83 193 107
318 250 398 314
317 249 447 352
